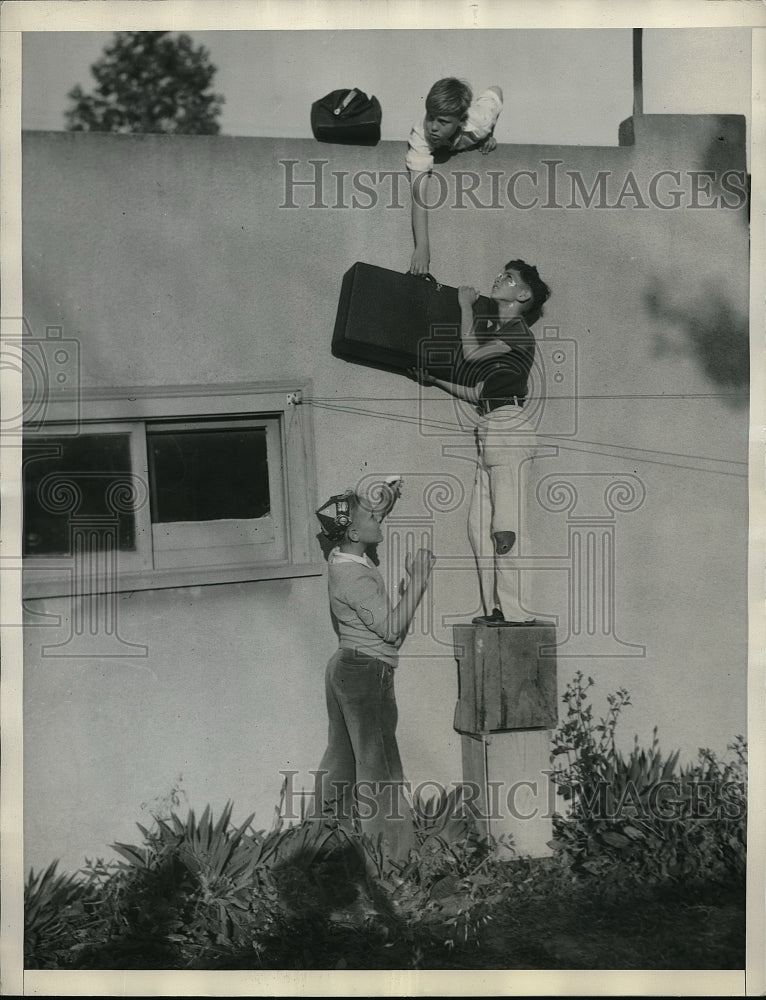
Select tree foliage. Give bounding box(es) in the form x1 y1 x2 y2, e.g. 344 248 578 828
64 31 224 135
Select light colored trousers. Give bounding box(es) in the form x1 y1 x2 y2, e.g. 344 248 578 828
467 405 539 621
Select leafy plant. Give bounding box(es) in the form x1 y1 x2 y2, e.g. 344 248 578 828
551 671 633 799
549 672 747 887
380 784 516 951
70 801 285 968
24 861 101 968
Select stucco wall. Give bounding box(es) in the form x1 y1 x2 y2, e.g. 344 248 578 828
22 118 749 873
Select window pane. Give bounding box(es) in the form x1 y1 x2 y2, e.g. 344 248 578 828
23 434 137 555
147 426 271 523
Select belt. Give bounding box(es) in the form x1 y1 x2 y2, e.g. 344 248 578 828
477 396 525 416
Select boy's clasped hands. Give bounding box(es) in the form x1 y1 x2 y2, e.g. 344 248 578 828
399 547 436 596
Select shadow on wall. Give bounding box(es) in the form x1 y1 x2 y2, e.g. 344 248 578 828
644 127 750 410
701 128 751 226
646 283 749 410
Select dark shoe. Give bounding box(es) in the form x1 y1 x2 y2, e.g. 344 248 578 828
471 608 505 625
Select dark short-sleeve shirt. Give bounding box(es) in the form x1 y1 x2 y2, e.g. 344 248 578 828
473 317 536 412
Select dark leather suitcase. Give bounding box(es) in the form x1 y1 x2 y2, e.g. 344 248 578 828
331 262 498 382
311 89 382 146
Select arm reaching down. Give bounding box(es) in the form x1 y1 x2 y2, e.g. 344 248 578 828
409 171 432 274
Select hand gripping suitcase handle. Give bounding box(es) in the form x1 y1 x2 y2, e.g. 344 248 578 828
407 271 441 291
410 271 443 329
414 271 442 291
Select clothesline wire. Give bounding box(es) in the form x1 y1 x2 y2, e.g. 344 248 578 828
305 399 748 476
308 392 747 402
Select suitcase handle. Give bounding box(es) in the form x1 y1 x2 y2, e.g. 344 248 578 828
334 90 358 115
412 272 442 290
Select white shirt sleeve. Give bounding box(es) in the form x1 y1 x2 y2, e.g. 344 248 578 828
405 118 434 173
453 87 504 150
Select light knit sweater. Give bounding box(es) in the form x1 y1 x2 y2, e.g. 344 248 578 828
327 548 399 667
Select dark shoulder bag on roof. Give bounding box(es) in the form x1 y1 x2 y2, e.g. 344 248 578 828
310 88 382 146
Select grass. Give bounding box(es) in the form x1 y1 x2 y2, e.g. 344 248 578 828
475 873 745 971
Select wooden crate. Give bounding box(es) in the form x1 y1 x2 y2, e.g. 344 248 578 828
453 624 558 735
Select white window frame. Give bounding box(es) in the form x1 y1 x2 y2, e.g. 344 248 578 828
146 416 286 570
23 380 322 598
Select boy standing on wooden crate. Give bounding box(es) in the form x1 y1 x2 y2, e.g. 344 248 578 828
315 481 435 863
411 260 551 626
406 77 504 276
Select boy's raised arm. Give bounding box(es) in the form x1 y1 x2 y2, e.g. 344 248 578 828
340 542 435 648
458 285 512 363
388 548 436 645
458 285 482 357
347 549 435 646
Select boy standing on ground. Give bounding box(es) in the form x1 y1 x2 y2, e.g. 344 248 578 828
315 484 435 862
406 78 504 275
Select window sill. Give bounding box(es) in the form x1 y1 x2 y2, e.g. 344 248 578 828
23 560 326 600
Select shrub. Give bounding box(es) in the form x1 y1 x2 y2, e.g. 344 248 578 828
549 672 747 888
390 784 516 950
78 801 292 968
24 861 103 968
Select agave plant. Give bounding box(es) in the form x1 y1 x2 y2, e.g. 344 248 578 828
108 800 287 962
24 861 100 968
